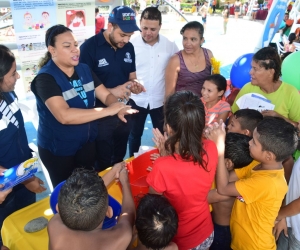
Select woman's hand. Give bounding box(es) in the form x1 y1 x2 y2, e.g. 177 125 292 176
117 106 138 123
0 165 7 175
261 110 281 118
0 167 12 203
0 186 12 204
107 102 132 117
23 176 46 193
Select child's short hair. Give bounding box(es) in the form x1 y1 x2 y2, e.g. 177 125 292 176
58 169 108 231
205 74 227 97
234 109 263 134
256 117 298 161
225 133 253 168
136 194 178 250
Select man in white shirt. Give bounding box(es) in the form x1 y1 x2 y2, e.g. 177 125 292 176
129 7 178 156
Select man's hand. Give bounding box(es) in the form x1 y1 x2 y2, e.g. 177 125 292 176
204 120 226 156
130 79 146 94
109 82 133 100
273 217 288 241
23 176 46 193
0 186 12 204
117 107 138 123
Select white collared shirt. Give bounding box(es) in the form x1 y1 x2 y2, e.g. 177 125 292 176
130 34 179 109
286 158 300 241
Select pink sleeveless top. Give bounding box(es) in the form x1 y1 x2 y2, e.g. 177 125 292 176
175 49 212 97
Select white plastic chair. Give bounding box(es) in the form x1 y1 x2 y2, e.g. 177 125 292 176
275 40 285 55
294 42 300 51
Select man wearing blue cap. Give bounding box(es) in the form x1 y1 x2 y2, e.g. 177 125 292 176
80 6 145 171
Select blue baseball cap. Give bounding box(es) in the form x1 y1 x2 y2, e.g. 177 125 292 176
108 6 140 33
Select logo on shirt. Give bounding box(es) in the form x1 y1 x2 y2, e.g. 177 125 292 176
124 52 132 63
98 58 109 67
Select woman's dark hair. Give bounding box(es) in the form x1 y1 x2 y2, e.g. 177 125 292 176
164 91 208 170
205 74 227 97
288 32 296 44
39 25 72 68
0 45 15 99
252 47 281 82
180 21 204 39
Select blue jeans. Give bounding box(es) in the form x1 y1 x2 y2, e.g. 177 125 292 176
0 184 35 246
96 102 133 171
128 101 164 157
277 227 300 250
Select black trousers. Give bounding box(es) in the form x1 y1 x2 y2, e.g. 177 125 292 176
38 141 96 187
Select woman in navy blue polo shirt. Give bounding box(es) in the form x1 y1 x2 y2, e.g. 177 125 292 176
0 45 46 248
31 25 134 187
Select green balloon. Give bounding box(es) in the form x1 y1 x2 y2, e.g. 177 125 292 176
282 51 300 90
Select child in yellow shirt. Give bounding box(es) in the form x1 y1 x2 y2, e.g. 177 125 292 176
206 117 298 250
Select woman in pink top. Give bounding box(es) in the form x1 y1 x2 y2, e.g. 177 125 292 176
165 21 213 99
201 74 231 126
284 33 296 53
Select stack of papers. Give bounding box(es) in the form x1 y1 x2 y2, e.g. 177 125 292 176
236 93 275 112
0 158 39 191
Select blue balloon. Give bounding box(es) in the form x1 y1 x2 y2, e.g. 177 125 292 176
230 53 254 89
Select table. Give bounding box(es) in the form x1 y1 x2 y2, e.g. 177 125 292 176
256 9 268 20
1 169 123 250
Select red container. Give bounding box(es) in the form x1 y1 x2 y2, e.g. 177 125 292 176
120 149 159 207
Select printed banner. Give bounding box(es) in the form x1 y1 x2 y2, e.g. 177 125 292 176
9 0 95 93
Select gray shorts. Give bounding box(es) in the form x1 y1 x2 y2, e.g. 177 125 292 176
277 228 300 250
190 231 214 250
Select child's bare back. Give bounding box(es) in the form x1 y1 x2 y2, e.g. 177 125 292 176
48 166 135 250
48 213 132 250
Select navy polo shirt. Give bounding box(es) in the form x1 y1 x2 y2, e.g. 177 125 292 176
80 29 136 90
